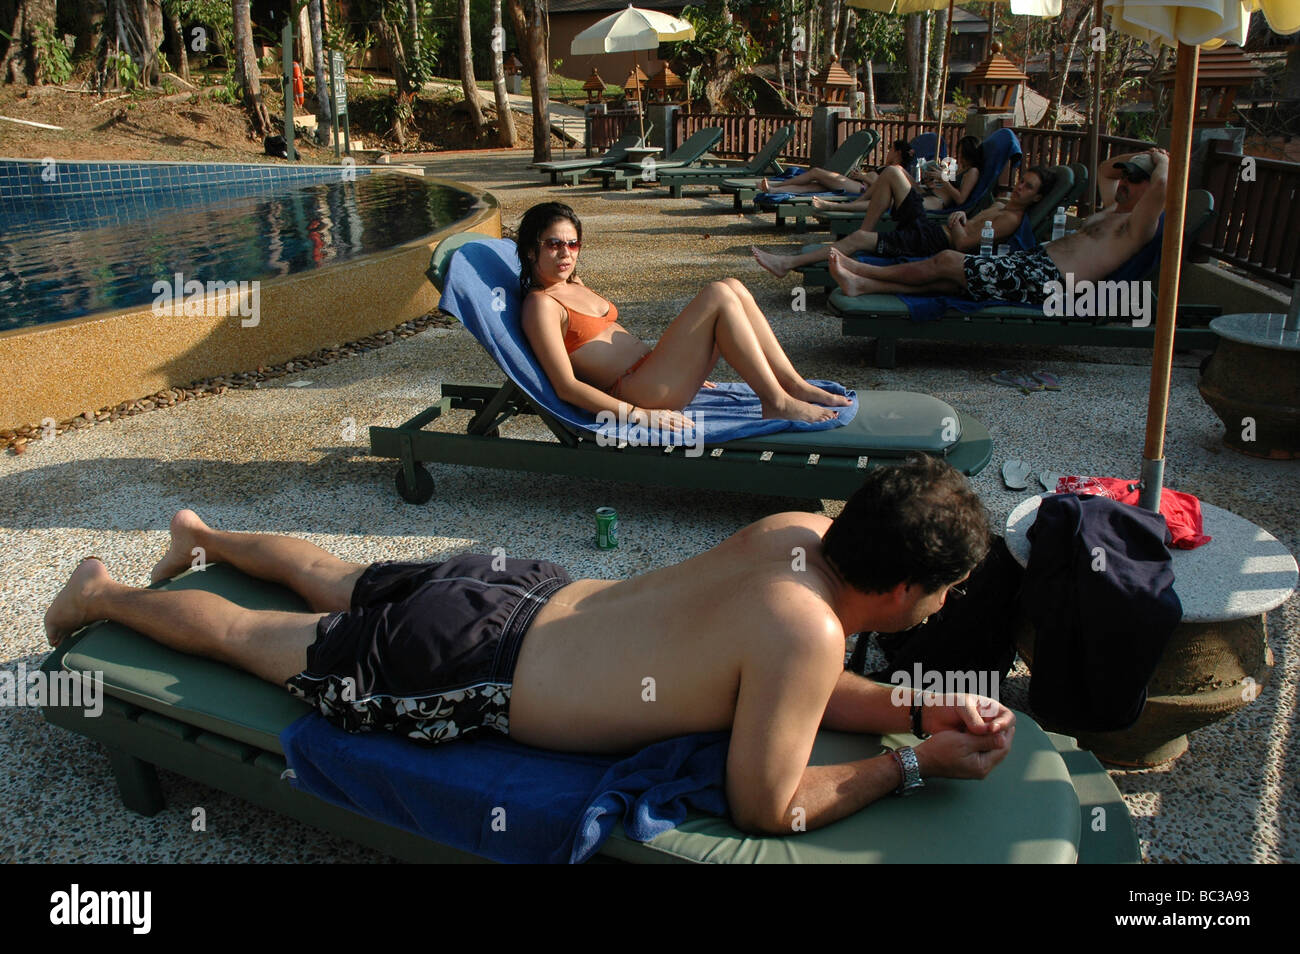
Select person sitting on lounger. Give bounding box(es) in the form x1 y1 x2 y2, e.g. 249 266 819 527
751 166 1055 280
827 148 1169 307
44 455 1016 836
807 135 983 216
517 202 850 428
757 139 914 197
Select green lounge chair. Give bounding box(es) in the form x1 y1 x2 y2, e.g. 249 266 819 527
534 124 651 187
593 127 725 191
792 165 1077 292
367 232 993 506
719 128 881 213
830 189 1221 368
41 564 1139 864
654 125 796 199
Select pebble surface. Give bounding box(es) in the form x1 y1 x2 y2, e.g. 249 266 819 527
1 151 1295 864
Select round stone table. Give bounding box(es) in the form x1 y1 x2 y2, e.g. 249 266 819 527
1198 313 1300 459
1005 495 1298 766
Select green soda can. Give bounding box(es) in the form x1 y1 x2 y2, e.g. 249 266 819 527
596 507 619 549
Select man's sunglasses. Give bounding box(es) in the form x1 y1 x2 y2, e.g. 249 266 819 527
541 238 581 252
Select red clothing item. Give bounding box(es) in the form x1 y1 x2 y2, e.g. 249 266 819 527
1052 476 1212 550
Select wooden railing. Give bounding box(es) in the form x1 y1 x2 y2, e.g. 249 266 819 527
589 109 643 154
1198 137 1300 288
675 113 814 163
838 118 963 167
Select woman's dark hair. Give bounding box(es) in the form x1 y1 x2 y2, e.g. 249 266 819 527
957 135 984 170
894 139 915 168
822 455 990 595
516 202 583 299
1026 164 1057 201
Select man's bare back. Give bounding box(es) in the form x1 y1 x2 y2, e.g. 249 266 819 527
510 513 840 752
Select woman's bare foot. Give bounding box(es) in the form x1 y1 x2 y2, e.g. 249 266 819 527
751 246 792 279
45 558 112 647
829 249 879 297
150 509 211 584
761 395 839 424
759 177 772 192
786 380 853 407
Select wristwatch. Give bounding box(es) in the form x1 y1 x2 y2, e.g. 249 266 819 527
890 745 924 796
910 701 930 740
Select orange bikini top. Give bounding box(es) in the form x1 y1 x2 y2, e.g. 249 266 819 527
547 292 619 355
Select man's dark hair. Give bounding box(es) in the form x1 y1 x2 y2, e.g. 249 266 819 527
516 201 583 299
894 139 915 168
1026 164 1056 202
823 455 990 595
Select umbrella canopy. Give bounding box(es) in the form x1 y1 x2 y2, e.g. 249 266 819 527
571 5 696 55
1102 0 1295 510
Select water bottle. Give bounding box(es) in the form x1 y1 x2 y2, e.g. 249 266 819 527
1052 206 1067 242
914 157 924 184
981 221 995 258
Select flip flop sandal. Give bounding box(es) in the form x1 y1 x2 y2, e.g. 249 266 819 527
990 371 1040 395
1031 370 1062 391
1002 459 1033 490
1039 471 1067 492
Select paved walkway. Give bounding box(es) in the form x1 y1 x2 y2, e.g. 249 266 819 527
2 152 1296 863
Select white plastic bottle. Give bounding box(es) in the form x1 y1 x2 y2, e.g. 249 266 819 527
981 221 995 258
1052 206 1067 241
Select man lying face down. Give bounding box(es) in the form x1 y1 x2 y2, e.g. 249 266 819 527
45 455 1015 835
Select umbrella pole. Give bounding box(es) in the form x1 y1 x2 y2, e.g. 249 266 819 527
935 0 955 155
1086 0 1103 214
1139 41 1198 514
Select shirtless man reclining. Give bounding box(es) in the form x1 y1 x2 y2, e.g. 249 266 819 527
827 148 1169 307
751 166 1054 280
44 455 1015 836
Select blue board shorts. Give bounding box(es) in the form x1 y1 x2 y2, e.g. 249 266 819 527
286 554 572 744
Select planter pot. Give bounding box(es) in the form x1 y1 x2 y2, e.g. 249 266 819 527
1198 313 1300 459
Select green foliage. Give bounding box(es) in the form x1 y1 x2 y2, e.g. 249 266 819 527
844 10 903 68
662 1 761 106
164 0 234 60
107 51 142 90
35 28 74 85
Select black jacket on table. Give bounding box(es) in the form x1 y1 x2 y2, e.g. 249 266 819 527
1024 493 1183 732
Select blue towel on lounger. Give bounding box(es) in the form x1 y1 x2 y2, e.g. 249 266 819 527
437 237 857 443
281 712 729 863
891 214 1167 322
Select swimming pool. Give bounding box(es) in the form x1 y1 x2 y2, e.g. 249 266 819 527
0 159 480 331
0 158 499 430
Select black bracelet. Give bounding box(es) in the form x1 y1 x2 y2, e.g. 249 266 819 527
910 701 930 740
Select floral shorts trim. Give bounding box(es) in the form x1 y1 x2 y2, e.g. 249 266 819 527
961 246 1065 305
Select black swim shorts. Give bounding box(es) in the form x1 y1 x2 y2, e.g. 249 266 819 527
876 187 951 259
961 246 1065 305
285 554 572 744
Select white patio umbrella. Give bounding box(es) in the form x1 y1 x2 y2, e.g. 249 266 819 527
571 5 696 140
847 0 1061 146
1101 0 1299 510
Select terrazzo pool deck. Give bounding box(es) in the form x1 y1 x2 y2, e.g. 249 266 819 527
1 151 1295 863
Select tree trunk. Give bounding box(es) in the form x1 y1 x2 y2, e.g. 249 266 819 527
2 0 57 85
865 58 877 120
491 0 516 146
406 0 421 62
506 0 551 162
918 11 931 122
232 0 271 136
308 0 330 145
459 0 484 130
929 6 947 121
1047 8 1090 129
374 9 413 147
168 9 188 80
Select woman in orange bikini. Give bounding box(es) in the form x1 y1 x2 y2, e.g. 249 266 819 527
518 202 848 430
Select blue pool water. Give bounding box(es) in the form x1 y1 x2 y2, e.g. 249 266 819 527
0 160 479 331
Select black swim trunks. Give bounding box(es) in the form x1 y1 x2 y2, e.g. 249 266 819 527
961 246 1065 305
876 187 951 259
285 554 571 744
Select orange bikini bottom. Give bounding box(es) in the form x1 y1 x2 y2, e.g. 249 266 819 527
608 354 650 400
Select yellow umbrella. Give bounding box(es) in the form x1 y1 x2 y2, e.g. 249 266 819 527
1102 0 1297 510
847 0 1061 144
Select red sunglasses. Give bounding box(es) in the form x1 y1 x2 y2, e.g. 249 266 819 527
541 238 581 252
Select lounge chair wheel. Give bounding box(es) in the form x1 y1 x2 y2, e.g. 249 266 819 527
395 464 435 504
